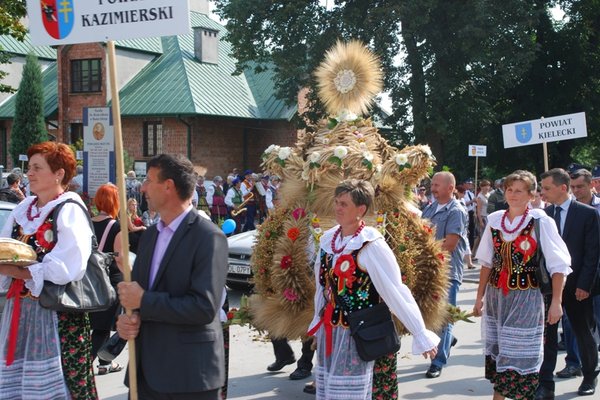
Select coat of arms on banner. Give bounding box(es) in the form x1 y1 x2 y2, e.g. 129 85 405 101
40 0 75 40
515 122 533 144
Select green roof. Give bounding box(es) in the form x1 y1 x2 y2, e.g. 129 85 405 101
0 62 58 119
114 37 163 55
118 12 296 120
0 35 56 60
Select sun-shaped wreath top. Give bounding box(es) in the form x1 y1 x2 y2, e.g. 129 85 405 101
314 40 383 117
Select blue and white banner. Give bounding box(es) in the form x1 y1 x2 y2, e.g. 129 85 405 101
502 112 587 149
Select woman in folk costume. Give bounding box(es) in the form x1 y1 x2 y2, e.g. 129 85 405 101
308 180 439 399
0 142 98 399
473 170 570 400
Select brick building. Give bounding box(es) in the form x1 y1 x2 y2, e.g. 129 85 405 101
0 2 297 178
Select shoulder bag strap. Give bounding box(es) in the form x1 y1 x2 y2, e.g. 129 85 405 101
52 199 99 250
533 217 542 261
98 219 116 252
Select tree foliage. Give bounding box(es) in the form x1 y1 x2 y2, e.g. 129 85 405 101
9 53 48 165
0 0 27 93
216 0 600 179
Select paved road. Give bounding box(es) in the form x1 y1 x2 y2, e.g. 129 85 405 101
97 267 584 399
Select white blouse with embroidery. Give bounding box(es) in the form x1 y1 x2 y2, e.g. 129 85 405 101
0 192 93 296
475 208 571 276
309 225 440 355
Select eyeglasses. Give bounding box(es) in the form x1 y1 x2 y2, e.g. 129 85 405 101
418 188 426 192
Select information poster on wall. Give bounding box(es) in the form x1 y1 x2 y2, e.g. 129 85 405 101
83 107 115 197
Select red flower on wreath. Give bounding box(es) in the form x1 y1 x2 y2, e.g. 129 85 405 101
292 208 306 220
283 288 299 302
35 221 56 251
514 235 537 262
333 254 357 295
287 227 300 242
227 308 238 320
280 255 293 269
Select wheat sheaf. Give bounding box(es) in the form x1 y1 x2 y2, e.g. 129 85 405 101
314 40 383 116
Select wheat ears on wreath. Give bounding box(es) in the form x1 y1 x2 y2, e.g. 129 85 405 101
314 40 383 116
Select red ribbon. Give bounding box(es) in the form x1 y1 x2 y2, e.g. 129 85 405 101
498 267 509 296
5 279 24 366
307 302 335 357
333 254 356 295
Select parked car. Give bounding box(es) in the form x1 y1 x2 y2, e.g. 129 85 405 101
226 229 257 290
0 200 18 318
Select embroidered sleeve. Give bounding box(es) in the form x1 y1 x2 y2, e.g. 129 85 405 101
359 238 440 354
308 252 324 333
40 202 93 286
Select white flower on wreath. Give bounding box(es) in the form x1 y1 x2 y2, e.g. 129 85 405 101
363 152 374 162
334 69 357 94
265 144 280 154
309 152 320 163
375 164 382 173
359 142 368 150
337 109 358 122
301 169 310 181
278 147 292 160
334 146 348 159
395 153 409 166
422 146 433 158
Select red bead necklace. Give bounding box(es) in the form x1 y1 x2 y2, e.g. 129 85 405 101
26 192 65 221
331 221 365 254
500 207 529 234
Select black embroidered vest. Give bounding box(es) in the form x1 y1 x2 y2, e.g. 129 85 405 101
489 219 540 291
319 244 382 328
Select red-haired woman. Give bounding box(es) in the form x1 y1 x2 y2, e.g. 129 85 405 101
90 183 125 375
0 141 98 399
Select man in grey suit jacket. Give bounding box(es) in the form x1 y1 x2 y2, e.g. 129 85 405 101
118 154 229 399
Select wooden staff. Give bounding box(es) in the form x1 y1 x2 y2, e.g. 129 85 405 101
106 40 138 400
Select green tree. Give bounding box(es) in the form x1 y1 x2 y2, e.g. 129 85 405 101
0 0 27 93
216 0 600 178
9 53 48 165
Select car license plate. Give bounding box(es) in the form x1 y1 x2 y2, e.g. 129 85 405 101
228 264 251 275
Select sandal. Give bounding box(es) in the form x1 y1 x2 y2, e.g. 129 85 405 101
98 362 123 375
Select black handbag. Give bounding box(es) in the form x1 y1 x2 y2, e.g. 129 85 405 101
38 199 117 313
97 332 127 361
346 302 401 362
533 218 552 296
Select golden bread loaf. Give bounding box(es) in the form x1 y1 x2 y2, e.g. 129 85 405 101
0 238 37 263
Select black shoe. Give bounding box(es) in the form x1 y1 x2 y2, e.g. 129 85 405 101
534 386 555 400
555 365 582 378
577 378 597 396
425 365 442 378
303 381 316 395
451 337 458 347
267 357 295 372
289 367 311 380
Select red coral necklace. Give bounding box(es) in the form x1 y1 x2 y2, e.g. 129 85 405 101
331 221 365 254
500 208 529 234
26 192 64 221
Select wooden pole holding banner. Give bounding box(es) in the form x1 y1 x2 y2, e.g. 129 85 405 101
106 40 138 400
542 142 549 172
474 156 479 193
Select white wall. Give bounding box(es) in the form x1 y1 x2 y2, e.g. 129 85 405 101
0 56 54 106
106 48 155 101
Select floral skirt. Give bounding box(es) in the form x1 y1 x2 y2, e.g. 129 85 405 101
485 355 538 400
372 353 398 399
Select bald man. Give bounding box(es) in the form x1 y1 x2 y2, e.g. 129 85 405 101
421 172 469 378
